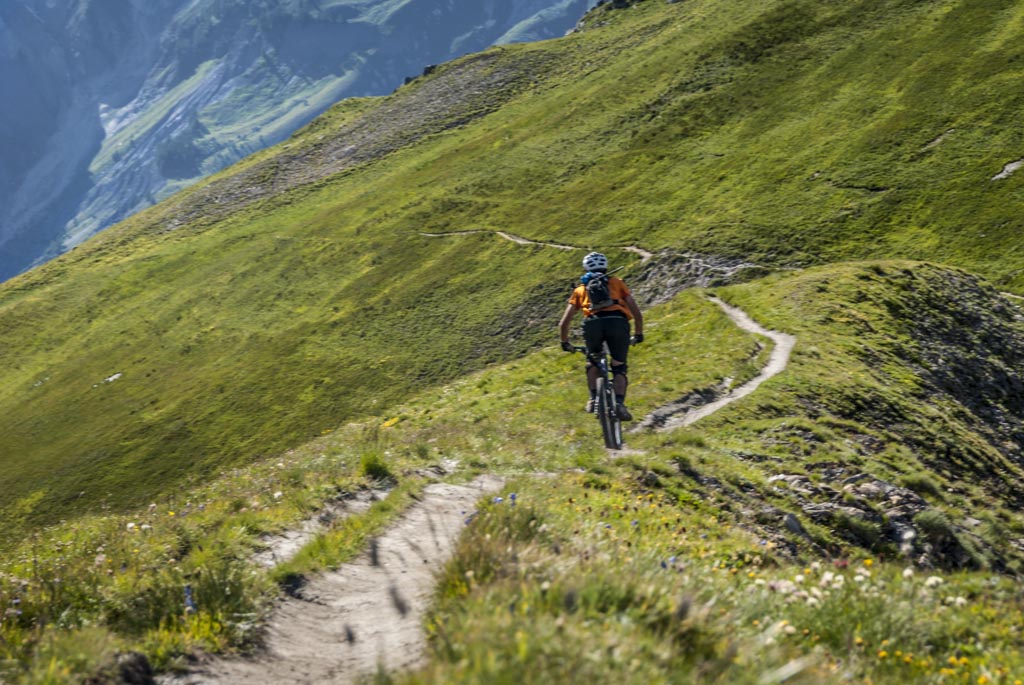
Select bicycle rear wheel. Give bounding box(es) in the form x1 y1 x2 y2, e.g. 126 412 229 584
595 377 623 450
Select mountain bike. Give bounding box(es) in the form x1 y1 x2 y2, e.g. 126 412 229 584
572 345 623 450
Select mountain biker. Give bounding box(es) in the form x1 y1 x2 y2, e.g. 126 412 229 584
559 251 644 420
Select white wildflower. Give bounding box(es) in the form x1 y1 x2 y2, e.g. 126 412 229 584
794 574 805 584
902 567 914 579
126 522 136 531
925 576 944 588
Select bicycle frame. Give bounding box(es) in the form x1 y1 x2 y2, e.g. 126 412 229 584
573 344 623 450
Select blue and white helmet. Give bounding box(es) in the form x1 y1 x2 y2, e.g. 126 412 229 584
582 251 608 272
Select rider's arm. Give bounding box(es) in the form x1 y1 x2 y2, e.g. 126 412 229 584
624 295 643 334
559 303 578 343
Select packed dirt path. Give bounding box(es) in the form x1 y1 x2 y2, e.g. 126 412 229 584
637 296 796 431
420 229 653 261
167 475 503 685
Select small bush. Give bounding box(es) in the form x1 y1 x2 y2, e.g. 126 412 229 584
914 509 955 543
899 473 942 498
359 451 394 482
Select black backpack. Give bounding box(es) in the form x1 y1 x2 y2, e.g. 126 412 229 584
585 273 616 312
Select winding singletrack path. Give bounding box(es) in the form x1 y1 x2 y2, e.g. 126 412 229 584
420 229 654 261
637 297 796 431
424 229 796 431
167 476 503 685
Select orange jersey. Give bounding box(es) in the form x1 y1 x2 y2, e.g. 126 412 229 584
569 277 633 318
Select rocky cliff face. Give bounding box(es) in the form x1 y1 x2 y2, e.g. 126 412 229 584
0 0 596 280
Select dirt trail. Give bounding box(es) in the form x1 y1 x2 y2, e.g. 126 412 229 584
636 296 796 431
423 228 796 432
167 475 503 685
421 229 653 261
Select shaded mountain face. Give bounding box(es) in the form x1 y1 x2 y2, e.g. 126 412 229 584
0 0 595 280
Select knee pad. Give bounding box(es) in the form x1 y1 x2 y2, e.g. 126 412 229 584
611 363 628 377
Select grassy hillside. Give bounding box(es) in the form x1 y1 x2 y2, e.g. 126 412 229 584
3 0 1023 534
2 262 1023 682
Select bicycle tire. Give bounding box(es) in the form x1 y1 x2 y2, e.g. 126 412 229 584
596 377 623 449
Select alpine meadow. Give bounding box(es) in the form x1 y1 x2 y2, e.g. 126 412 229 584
1 0 1023 683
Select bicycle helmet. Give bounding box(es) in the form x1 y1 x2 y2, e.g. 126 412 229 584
582 252 608 272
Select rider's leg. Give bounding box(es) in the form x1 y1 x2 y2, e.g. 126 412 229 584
582 317 603 410
611 362 628 399
606 318 631 404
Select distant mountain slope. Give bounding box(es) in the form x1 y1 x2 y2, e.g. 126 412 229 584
1 0 1022 530
0 0 596 280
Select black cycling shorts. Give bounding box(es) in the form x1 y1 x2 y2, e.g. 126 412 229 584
582 315 630 364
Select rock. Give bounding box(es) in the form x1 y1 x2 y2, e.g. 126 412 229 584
783 513 807 536
117 652 155 685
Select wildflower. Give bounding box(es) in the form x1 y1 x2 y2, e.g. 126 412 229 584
493 497 504 504
810 561 822 572
794 574 805 584
863 559 873 567
126 522 136 531
878 650 888 659
784 625 797 635
902 567 914 579
140 524 152 532
925 576 944 588
820 571 835 587
954 596 968 607
855 636 865 646
184 585 197 615
273 491 283 500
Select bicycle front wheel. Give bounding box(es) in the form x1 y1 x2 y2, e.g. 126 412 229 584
596 377 623 450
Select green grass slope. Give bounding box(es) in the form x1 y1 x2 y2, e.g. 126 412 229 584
2 262 1023 682
2 0 1023 536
